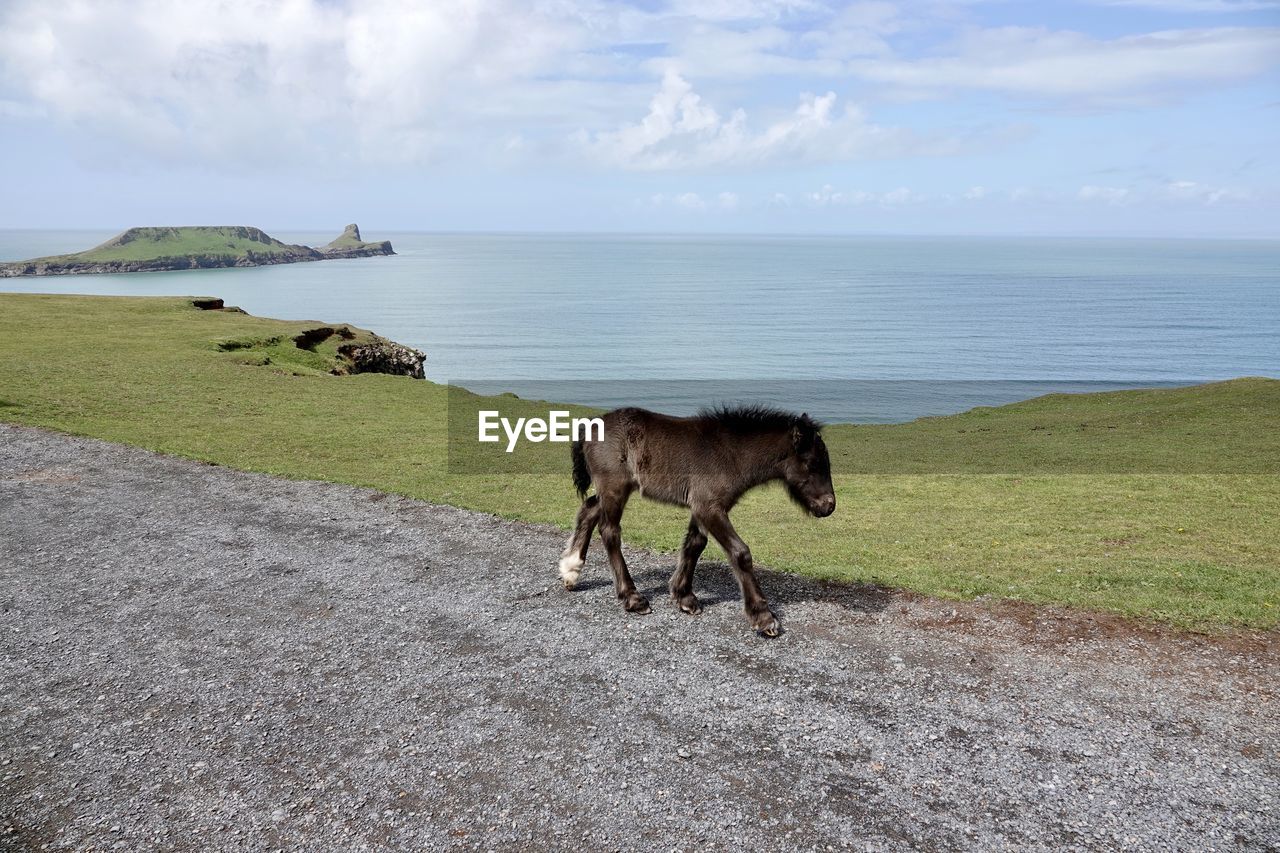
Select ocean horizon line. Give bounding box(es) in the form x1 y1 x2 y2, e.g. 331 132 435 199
2 228 1278 243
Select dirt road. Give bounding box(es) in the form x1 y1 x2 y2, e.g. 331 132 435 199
2 424 1276 850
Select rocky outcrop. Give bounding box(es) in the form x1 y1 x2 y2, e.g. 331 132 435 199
337 337 426 379
214 318 426 380
294 325 355 350
319 223 395 259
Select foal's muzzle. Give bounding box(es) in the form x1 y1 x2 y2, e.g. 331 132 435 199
811 495 836 517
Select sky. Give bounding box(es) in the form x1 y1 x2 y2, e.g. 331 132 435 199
0 0 1277 236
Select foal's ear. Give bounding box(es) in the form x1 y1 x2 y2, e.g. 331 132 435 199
791 422 810 450
792 414 819 450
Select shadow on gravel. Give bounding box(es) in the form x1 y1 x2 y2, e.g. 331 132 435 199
616 559 892 618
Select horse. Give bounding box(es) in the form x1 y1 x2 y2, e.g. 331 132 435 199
556 405 836 637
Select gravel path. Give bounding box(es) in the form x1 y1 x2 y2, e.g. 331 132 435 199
1 423 1277 851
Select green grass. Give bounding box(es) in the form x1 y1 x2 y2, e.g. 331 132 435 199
2 293 1277 631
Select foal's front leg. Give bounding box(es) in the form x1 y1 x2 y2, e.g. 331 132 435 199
598 497 649 614
669 516 707 615
696 508 779 637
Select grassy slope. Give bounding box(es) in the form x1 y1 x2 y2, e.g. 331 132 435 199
838 380 1280 474
23 227 309 264
1 293 1276 630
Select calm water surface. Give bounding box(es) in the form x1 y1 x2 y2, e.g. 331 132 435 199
3 231 1277 420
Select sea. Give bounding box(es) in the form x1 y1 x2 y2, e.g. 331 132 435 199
3 230 1277 423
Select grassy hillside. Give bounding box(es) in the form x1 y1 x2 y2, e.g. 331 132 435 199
1 293 1276 630
29 226 310 263
837 379 1280 474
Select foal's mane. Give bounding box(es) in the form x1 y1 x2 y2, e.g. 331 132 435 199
698 404 823 436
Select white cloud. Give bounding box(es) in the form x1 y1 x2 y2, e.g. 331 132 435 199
0 0 589 166
803 2 901 59
645 190 743 212
643 24 845 80
1162 180 1252 203
582 72 841 169
881 187 916 205
807 184 850 205
674 192 707 210
848 25 1280 101
654 182 1261 213
802 185 923 206
580 71 983 170
0 1 1031 171
662 0 827 23
1 0 1276 178
1075 180 1259 205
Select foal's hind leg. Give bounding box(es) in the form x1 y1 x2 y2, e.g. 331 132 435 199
598 494 649 614
558 495 600 589
669 516 707 615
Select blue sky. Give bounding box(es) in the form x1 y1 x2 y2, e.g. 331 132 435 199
0 0 1276 235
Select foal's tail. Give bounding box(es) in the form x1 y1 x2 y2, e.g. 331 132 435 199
571 439 592 498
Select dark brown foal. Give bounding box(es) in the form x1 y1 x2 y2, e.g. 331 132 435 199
557 405 835 637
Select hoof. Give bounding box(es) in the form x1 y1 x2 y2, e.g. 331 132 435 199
751 611 781 638
623 593 651 614
674 593 702 615
557 553 584 590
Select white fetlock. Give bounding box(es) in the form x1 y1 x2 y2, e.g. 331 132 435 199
558 553 584 589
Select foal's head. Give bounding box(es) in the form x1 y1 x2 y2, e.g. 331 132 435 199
702 405 837 517
781 414 836 517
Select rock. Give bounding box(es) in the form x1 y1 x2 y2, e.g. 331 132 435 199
318 223 395 259
337 337 426 379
